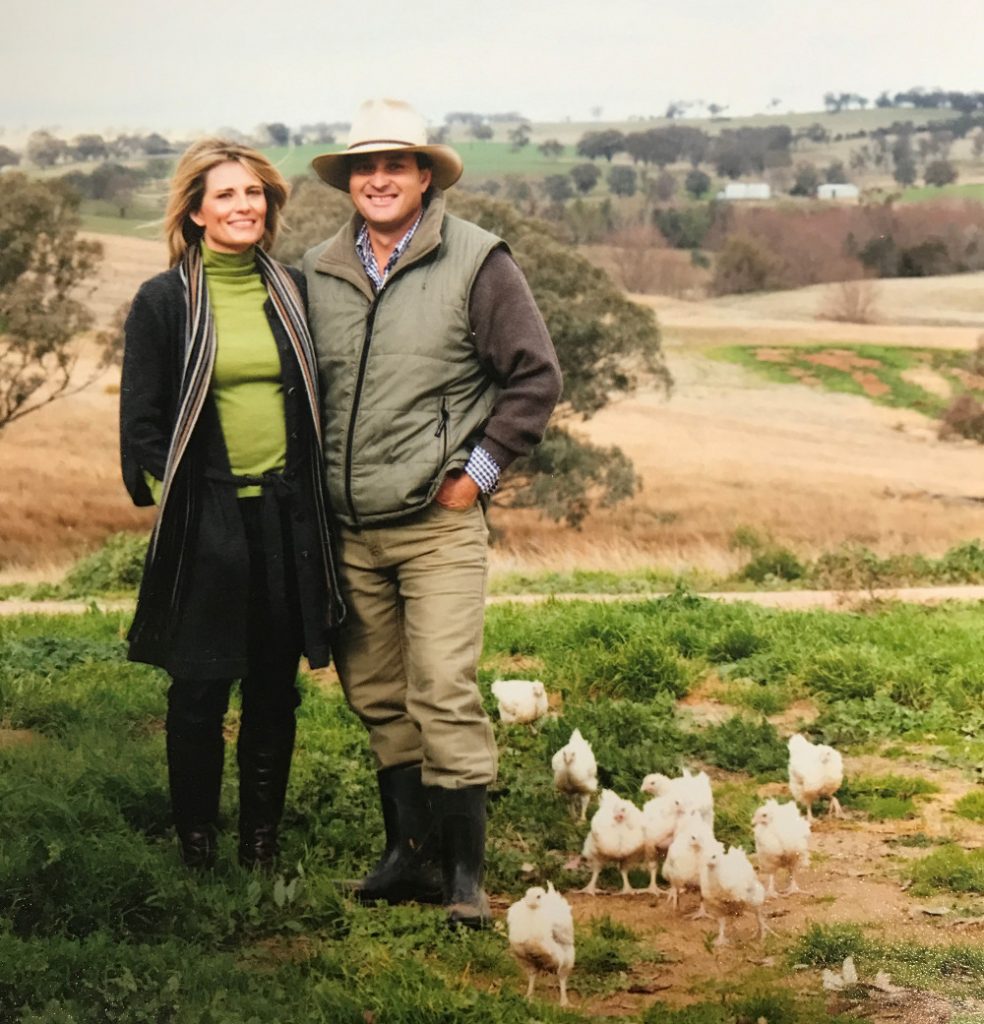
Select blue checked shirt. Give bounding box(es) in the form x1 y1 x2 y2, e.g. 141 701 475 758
354 214 501 495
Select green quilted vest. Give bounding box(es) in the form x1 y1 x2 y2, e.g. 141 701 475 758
304 194 503 527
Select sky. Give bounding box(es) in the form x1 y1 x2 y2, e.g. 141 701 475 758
4 0 983 142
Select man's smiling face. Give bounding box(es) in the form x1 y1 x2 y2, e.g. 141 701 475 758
348 151 431 236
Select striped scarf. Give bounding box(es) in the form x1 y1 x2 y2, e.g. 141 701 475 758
149 243 342 624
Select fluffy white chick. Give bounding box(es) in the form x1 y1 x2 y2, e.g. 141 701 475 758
699 844 772 947
640 793 686 894
640 768 714 827
752 798 811 898
788 733 844 822
551 728 598 821
491 679 549 725
580 789 646 895
507 881 576 1007
661 811 716 917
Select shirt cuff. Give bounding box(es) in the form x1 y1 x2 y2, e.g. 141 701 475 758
464 445 501 495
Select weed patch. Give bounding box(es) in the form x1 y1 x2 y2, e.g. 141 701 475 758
954 791 984 823
841 773 940 820
908 846 984 896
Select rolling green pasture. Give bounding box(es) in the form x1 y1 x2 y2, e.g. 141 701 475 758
3 595 984 1021
902 182 984 203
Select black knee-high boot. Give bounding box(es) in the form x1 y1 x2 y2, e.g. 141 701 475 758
165 681 229 870
237 709 296 870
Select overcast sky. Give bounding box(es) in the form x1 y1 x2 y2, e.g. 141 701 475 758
4 0 981 140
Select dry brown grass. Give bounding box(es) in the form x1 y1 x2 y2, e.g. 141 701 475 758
4 233 983 577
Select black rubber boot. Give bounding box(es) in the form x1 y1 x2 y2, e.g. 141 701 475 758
237 711 296 871
166 729 224 871
357 764 443 905
435 785 492 930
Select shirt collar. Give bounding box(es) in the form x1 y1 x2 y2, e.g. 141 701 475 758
354 210 424 290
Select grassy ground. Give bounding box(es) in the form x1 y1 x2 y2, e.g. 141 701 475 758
3 598 984 1021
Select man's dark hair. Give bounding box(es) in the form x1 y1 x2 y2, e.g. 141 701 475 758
344 150 433 183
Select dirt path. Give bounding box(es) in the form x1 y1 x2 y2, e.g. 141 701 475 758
3 585 982 618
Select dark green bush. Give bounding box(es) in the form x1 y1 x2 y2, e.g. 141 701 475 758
62 532 148 595
739 547 805 583
697 715 787 777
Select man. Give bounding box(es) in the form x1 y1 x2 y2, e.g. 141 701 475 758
303 98 561 929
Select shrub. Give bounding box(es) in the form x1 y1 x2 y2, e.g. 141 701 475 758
924 158 958 187
652 202 722 249
698 715 787 776
791 923 867 967
711 235 781 295
802 648 880 700
939 393 984 443
684 169 711 199
739 547 805 583
818 280 880 324
607 165 637 198
62 532 148 595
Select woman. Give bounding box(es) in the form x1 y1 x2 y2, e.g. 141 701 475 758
120 139 343 871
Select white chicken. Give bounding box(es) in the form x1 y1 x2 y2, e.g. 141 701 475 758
661 812 716 916
787 733 844 822
699 844 772 947
580 789 646 895
491 679 549 725
551 728 598 821
640 793 687 894
507 881 576 1007
640 768 714 827
752 798 811 898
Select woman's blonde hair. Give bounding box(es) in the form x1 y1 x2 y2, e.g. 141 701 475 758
164 138 289 266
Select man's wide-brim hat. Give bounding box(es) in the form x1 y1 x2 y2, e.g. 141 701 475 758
312 98 463 191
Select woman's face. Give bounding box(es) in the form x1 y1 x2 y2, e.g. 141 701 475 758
190 160 267 253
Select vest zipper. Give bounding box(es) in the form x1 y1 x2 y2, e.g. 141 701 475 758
435 397 449 469
344 292 382 525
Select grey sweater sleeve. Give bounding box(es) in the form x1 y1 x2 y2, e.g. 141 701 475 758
467 247 563 471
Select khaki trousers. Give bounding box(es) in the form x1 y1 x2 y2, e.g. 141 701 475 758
331 502 498 788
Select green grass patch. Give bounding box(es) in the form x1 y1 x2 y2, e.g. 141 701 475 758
908 846 984 896
791 922 984 998
954 790 984 823
835 774 937 823
711 343 980 420
488 566 707 596
902 181 984 204
719 676 797 715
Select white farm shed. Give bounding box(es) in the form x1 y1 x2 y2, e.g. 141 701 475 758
817 183 860 200
717 182 772 200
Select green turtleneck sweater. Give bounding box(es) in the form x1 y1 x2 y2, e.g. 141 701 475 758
203 243 287 497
